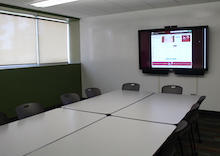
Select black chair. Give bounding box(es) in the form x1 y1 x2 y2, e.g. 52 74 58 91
155 120 188 156
184 96 206 143
0 112 8 126
161 85 183 94
177 119 195 156
60 93 81 105
193 95 206 142
16 102 45 119
184 103 202 146
122 83 140 91
85 87 101 98
175 96 206 156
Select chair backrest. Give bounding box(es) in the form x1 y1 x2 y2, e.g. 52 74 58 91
60 93 81 105
122 83 140 91
183 103 200 124
183 96 205 123
85 88 101 98
0 112 8 126
159 120 188 156
161 85 183 94
197 96 206 105
16 102 45 119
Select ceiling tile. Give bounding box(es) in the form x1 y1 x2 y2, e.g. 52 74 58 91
107 0 154 11
176 0 208 5
142 0 180 8
59 2 110 16
0 0 220 18
79 0 130 14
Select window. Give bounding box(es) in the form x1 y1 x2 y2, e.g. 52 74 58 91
0 13 37 65
38 19 68 64
0 10 69 68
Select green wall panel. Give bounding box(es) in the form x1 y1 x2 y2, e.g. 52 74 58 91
0 64 81 118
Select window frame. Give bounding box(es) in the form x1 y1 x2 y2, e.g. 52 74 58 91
0 9 71 70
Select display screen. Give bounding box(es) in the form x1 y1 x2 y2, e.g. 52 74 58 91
139 26 208 75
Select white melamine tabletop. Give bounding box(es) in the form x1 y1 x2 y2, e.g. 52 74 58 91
62 90 154 115
0 108 105 156
113 93 200 124
25 116 176 156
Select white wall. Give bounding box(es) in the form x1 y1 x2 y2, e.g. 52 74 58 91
80 2 220 112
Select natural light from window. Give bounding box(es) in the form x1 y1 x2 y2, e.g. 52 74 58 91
0 11 69 68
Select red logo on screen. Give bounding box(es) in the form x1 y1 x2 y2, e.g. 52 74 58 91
182 35 190 42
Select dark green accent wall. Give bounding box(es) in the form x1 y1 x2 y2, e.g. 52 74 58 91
0 64 81 118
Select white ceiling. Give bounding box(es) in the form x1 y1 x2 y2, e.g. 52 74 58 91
0 0 220 18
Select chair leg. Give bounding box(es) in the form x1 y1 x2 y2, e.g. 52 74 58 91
190 126 198 156
178 138 184 156
188 132 194 156
195 122 202 143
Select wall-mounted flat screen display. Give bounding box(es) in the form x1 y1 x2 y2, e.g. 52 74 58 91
139 26 208 75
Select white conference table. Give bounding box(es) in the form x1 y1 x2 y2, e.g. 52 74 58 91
25 116 176 156
0 108 105 156
63 90 153 115
113 93 200 124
